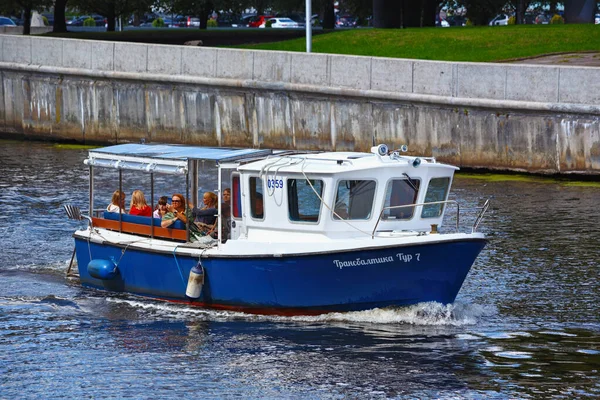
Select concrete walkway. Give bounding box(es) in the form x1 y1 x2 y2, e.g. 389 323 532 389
510 52 600 67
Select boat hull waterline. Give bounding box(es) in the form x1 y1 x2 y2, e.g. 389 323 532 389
74 236 487 315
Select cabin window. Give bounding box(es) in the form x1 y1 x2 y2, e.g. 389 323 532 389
382 179 420 220
421 177 450 218
232 175 242 219
249 177 264 220
333 180 376 220
287 179 323 223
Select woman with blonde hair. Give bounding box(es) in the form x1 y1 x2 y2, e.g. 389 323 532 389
129 190 152 217
107 190 126 213
193 191 218 235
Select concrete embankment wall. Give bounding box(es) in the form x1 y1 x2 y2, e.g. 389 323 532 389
1 35 599 174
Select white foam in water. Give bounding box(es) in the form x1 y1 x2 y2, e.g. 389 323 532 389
105 297 494 326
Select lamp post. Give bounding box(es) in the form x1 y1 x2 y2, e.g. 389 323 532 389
306 0 312 52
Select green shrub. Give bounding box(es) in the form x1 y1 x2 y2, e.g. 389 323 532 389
508 16 516 25
152 18 165 27
42 16 49 26
550 14 564 24
207 19 217 27
83 17 96 27
265 19 273 28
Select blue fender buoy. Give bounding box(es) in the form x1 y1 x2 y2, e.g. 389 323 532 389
186 262 205 299
87 259 118 280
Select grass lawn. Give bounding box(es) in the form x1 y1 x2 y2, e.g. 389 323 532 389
235 24 600 62
44 24 600 62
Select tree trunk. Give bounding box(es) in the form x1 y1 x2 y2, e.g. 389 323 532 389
199 1 213 29
403 1 421 27
563 0 596 23
23 7 32 35
516 0 525 24
421 0 437 27
322 0 335 29
106 8 116 31
373 0 401 28
53 0 68 33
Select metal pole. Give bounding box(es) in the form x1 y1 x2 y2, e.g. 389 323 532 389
89 165 94 217
306 0 312 52
150 173 154 239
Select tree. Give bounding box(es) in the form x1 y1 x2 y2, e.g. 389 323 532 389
1 0 53 34
70 0 154 31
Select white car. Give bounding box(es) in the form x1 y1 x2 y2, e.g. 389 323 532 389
264 18 299 28
595 14 600 24
489 14 510 26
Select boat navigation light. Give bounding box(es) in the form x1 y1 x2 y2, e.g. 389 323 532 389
371 144 389 156
412 158 421 168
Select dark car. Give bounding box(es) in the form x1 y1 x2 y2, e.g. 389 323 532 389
0 16 16 26
67 15 106 27
445 15 466 26
217 13 243 27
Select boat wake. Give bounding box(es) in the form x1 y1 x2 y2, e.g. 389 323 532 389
103 296 494 326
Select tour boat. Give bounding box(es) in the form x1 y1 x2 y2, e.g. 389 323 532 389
65 143 489 315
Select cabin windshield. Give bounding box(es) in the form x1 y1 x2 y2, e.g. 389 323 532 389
288 179 323 223
333 180 376 220
383 178 420 220
422 177 450 218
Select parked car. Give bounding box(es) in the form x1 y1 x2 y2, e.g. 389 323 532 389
0 16 16 26
445 15 466 26
489 14 510 26
595 14 599 24
248 15 273 28
217 13 242 27
336 15 358 28
534 14 550 24
67 15 106 27
263 17 299 28
186 17 200 27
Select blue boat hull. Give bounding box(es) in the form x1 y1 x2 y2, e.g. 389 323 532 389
74 237 486 315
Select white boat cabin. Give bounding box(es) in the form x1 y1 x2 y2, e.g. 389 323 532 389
225 146 457 243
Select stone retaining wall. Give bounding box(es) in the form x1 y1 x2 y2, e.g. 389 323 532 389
1 35 599 174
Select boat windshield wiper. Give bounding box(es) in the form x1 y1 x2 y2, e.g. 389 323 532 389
402 173 419 192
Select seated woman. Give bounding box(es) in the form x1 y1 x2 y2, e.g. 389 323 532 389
153 196 169 219
107 190 126 213
161 193 204 241
129 190 152 217
193 191 218 235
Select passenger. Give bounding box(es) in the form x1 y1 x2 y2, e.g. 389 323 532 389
193 191 218 233
222 188 231 205
252 193 264 219
162 193 204 240
153 196 169 219
107 190 126 213
129 190 152 217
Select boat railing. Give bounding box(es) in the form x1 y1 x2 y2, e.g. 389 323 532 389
471 199 490 233
371 200 460 239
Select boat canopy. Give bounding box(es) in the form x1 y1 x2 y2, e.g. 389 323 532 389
84 144 272 175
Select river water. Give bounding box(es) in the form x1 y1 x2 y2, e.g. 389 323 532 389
0 139 598 399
